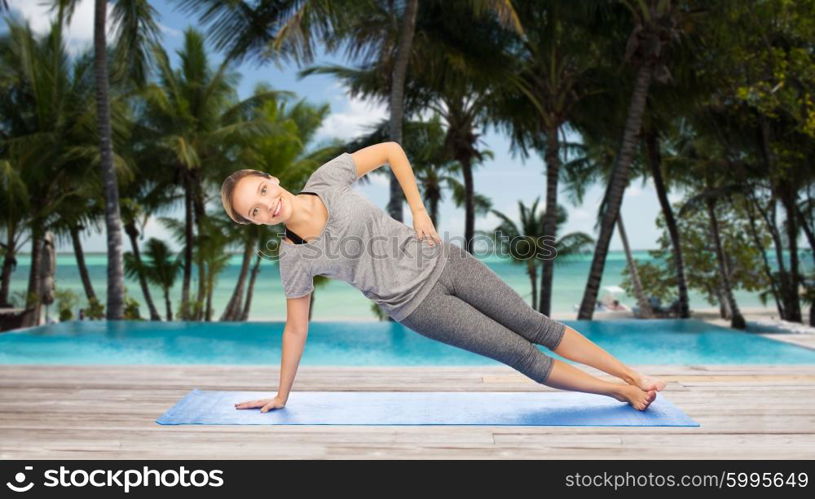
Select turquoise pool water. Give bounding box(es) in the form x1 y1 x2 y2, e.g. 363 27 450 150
1 319 814 365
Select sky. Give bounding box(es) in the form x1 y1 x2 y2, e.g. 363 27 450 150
5 0 683 254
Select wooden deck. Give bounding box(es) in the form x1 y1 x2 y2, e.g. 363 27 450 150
2 364 814 459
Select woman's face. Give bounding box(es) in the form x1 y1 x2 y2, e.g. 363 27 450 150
232 175 289 225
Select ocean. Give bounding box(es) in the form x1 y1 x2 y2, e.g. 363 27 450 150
8 249 810 321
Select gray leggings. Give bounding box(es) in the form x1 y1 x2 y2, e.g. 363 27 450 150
396 242 566 385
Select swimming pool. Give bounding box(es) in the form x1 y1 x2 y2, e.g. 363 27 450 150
1 319 814 365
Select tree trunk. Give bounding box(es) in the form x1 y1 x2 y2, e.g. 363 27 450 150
527 264 538 310
796 203 815 327
767 189 797 322
240 252 263 321
578 64 654 319
744 194 785 317
706 198 746 329
0 230 18 307
386 0 418 225
191 170 208 321
460 154 475 254
22 228 43 327
124 221 161 320
779 186 803 322
538 127 560 317
70 225 97 303
759 116 799 322
383 0 417 325
39 231 56 323
204 272 215 322
795 203 815 266
644 128 690 318
193 259 206 321
220 239 253 321
428 186 440 229
717 284 731 319
180 171 193 320
95 0 125 319
163 288 173 321
617 213 654 317
754 192 789 318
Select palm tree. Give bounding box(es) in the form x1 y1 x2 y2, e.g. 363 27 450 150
680 188 746 329
120 194 170 322
94 0 124 319
315 115 458 320
170 0 523 230
576 0 691 320
0 9 27 308
697 0 813 325
206 88 378 323
567 78 697 319
0 19 107 326
615 212 654 317
635 37 720 320
382 0 521 225
345 115 455 231
191 216 231 321
642 123 690 318
50 0 162 319
482 197 593 310
402 118 458 230
134 238 182 320
677 132 748 330
52 183 104 307
139 30 283 320
486 0 613 318
298 1 519 254
210 86 328 321
0 160 28 308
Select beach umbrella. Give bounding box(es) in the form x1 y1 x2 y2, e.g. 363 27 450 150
599 285 628 310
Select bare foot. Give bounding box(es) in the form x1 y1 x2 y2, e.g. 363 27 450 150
625 371 667 392
611 385 657 411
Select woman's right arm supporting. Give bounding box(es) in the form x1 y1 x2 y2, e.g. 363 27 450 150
276 292 312 403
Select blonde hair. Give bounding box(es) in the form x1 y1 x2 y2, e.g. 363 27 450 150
220 169 274 224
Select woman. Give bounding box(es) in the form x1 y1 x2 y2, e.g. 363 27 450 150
220 142 666 414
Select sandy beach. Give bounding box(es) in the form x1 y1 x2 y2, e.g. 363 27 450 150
550 306 815 352
551 305 809 328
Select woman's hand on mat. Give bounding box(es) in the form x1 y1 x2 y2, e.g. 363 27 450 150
234 395 286 413
412 208 441 247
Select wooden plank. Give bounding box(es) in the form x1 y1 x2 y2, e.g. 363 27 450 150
0 364 813 459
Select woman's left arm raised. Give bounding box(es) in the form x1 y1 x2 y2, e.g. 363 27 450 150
350 142 442 247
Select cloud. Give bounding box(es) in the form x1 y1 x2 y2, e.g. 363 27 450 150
140 213 181 252
668 188 684 204
8 0 119 56
627 178 654 198
365 174 389 187
570 207 592 221
317 92 388 141
415 106 436 122
158 22 181 38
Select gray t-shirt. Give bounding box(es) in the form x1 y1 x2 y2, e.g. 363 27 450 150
278 152 450 321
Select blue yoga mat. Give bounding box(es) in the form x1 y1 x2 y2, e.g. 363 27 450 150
156 389 699 427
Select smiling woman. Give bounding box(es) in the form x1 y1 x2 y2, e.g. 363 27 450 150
219 169 275 225
219 142 665 415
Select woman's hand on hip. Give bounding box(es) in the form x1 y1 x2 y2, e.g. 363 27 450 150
412 208 441 247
